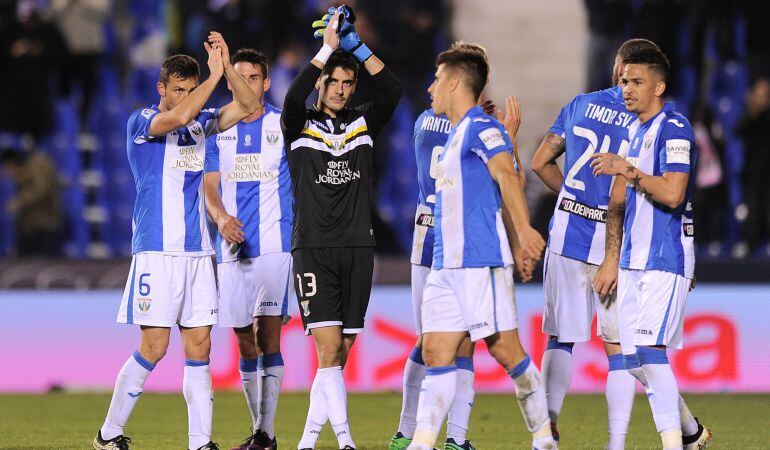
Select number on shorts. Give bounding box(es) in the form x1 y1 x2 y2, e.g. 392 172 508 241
138 273 151 296
564 126 628 191
295 272 317 298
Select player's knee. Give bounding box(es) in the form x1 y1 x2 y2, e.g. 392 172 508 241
234 327 258 359
420 345 454 367
256 319 282 354
140 341 168 364
316 341 343 367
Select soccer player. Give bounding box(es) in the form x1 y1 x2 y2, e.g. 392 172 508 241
530 39 658 448
391 89 529 450
591 46 713 450
407 43 555 450
94 32 258 450
203 48 292 450
281 8 401 450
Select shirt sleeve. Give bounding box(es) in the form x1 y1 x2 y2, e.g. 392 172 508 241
199 107 220 137
658 117 695 174
470 121 513 165
548 95 578 138
204 135 219 173
128 108 159 144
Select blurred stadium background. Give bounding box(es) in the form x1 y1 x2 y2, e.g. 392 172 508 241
1 0 769 447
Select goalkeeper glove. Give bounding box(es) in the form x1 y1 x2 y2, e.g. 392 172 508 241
335 6 372 63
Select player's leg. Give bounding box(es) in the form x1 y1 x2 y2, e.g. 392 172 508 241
407 268 467 450
96 326 170 448
295 248 346 449
408 331 466 450
392 264 430 449
249 252 293 448
179 256 219 450
217 259 263 449
480 267 555 449
633 271 690 449
594 267 636 450
444 336 476 450
541 252 596 439
311 326 355 448
96 253 177 448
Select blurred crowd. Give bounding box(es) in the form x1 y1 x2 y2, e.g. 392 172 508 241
0 0 768 259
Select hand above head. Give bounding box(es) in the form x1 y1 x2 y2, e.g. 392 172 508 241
207 31 231 69
204 41 224 79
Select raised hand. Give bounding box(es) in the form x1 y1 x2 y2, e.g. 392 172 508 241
323 11 342 50
204 41 224 79
496 96 521 140
208 31 231 68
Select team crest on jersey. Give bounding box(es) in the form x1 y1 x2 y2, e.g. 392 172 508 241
301 300 310 317
245 134 252 146
643 136 654 150
137 298 151 312
190 124 203 136
265 130 280 145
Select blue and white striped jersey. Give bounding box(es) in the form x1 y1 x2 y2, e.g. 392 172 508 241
433 106 516 270
127 105 219 255
548 86 634 265
410 109 452 267
204 104 293 263
620 103 696 278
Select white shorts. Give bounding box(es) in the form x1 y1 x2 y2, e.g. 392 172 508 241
411 264 431 335
217 252 294 328
617 268 690 352
422 266 518 342
542 250 619 342
118 253 218 328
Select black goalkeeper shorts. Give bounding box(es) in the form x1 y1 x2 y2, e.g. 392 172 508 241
292 246 374 335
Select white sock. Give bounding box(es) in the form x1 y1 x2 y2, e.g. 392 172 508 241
411 366 457 449
541 342 573 424
637 347 682 449
508 355 556 449
679 397 699 437
606 354 636 450
259 353 284 439
100 351 154 440
318 366 355 449
297 371 327 449
184 360 213 450
447 357 475 442
239 357 261 431
398 347 426 439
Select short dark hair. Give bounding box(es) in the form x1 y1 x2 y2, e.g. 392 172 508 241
159 54 200 84
321 49 359 80
616 38 660 61
622 47 670 81
232 48 269 77
436 41 490 99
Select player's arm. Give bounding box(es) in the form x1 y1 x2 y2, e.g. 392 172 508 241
590 154 689 209
593 175 625 299
203 173 245 245
280 15 340 135
208 32 259 132
148 43 224 137
531 132 566 194
488 152 546 262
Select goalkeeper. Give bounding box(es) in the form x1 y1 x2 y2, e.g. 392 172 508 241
280 6 402 450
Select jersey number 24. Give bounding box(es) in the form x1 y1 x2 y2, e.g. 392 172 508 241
565 126 629 191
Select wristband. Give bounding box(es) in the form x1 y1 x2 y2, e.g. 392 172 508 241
314 44 334 64
351 42 373 63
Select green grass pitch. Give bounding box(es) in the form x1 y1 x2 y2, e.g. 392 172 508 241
0 392 768 449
